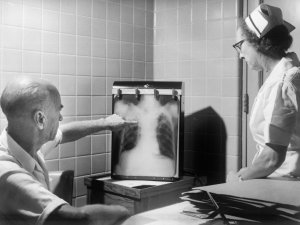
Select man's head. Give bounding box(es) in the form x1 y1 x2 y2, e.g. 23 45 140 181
1 78 63 142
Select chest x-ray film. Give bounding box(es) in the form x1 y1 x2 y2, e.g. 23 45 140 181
111 81 184 181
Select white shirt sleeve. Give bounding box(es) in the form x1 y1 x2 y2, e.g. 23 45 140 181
263 80 298 146
0 161 68 225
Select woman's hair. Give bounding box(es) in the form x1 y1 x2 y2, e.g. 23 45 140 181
238 18 293 59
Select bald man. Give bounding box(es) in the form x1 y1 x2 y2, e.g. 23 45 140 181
0 78 135 225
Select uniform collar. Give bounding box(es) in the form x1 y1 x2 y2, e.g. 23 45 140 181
0 129 36 173
267 52 300 83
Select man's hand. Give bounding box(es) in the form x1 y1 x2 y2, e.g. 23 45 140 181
103 114 138 131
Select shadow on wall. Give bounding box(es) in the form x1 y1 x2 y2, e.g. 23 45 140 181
184 107 227 185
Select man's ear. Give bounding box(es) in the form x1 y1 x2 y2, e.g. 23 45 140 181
34 110 46 130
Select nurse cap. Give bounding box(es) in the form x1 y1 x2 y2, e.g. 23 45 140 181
245 4 295 38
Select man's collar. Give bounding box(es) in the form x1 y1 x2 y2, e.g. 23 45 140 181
0 129 36 173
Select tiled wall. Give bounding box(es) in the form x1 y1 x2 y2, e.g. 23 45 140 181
153 0 241 184
0 0 154 206
0 0 241 206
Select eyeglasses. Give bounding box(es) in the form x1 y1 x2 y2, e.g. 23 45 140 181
232 39 245 53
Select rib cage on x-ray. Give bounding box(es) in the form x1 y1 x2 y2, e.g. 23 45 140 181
113 95 179 178
120 113 174 159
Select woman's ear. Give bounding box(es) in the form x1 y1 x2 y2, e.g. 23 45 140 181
34 110 46 130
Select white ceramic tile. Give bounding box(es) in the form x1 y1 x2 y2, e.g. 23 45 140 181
134 8 145 27
133 61 145 79
24 0 42 8
91 154 106 174
77 0 92 17
207 0 222 20
224 116 239 136
3 2 23 26
206 39 222 58
77 36 91 56
92 96 106 115
223 38 236 58
92 58 106 76
74 196 87 207
60 75 76 95
191 40 206 60
75 177 87 197
92 38 106 58
43 0 60 12
106 59 120 77
23 6 42 29
77 96 91 116
43 31 59 53
223 58 238 77
146 11 154 28
146 0 154 11
134 26 145 44
121 42 133 60
2 26 22 49
134 44 145 61
61 0 76 14
222 77 239 97
206 78 221 96
191 78 206 96
206 59 222 78
60 13 76 35
43 10 59 32
178 24 191 42
60 55 76 75
92 19 106 38
191 60 206 78
92 134 107 154
107 21 120 41
77 56 91 76
120 60 132 78
107 2 120 22
23 29 41 51
121 23 133 42
45 160 59 172
192 21 206 41
178 42 191 61
42 53 59 74
93 0 106 19
42 74 59 87
178 6 191 25
77 136 91 156
106 77 118 95
76 156 91 176
59 157 76 173
22 51 41 73
61 96 76 116
192 0 206 21
77 76 91 95
92 77 106 95
145 45 153 62
3 49 22 72
207 20 222 40
77 16 91 36
134 0 145 10
223 0 237 18
121 4 133 24
107 40 120 59
60 141 76 158
221 97 239 116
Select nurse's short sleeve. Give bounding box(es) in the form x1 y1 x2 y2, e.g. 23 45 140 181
263 80 298 146
0 162 68 225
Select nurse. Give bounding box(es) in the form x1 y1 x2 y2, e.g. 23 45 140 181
227 4 300 182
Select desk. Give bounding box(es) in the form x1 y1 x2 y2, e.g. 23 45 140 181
121 201 212 225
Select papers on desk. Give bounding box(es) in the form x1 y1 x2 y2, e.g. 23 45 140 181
181 179 300 224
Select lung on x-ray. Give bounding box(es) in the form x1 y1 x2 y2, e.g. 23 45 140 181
111 81 183 181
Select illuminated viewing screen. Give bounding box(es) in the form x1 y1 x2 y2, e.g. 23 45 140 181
111 94 180 180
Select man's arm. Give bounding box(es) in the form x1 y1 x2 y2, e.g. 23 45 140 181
45 204 130 225
227 143 287 182
60 114 137 144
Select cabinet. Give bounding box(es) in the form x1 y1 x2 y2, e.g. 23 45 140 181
84 176 195 214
